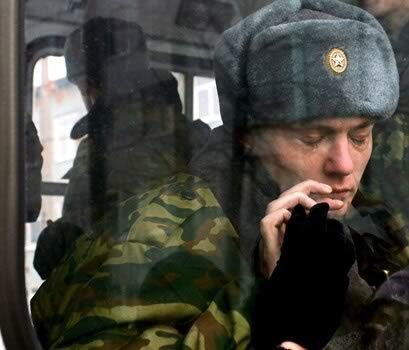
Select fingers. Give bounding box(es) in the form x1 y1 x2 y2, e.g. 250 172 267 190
267 190 344 213
261 208 292 233
260 208 291 278
315 198 344 211
280 180 332 197
279 180 344 211
267 191 317 214
260 180 344 278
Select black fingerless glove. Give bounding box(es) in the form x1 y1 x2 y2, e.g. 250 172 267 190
253 203 355 349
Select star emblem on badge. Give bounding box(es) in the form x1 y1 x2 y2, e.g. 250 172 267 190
326 48 348 74
331 52 344 67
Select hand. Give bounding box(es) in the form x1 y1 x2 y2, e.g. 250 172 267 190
259 180 344 278
253 203 355 349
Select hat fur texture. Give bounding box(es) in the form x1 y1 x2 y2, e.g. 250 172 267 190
214 0 399 127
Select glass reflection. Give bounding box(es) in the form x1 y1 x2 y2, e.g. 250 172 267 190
23 1 409 349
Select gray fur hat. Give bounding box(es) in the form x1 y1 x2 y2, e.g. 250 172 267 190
214 0 399 127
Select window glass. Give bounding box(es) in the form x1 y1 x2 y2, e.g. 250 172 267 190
26 56 86 303
22 1 409 350
32 56 85 183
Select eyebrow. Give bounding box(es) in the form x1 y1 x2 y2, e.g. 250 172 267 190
291 120 374 132
351 120 375 130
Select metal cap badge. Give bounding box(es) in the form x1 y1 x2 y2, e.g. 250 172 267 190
326 48 348 74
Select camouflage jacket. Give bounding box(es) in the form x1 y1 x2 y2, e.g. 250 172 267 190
31 172 409 349
31 174 255 349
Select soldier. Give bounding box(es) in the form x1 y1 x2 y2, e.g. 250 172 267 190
61 17 193 232
31 1 409 349
190 0 409 348
33 17 210 280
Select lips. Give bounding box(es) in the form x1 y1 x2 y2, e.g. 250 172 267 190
328 187 352 198
312 188 353 203
331 185 353 192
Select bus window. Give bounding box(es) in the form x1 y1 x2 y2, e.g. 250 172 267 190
32 56 86 183
8 1 408 349
25 56 86 303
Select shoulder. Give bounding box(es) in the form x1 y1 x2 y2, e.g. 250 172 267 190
34 173 239 291
118 173 239 247
31 173 247 348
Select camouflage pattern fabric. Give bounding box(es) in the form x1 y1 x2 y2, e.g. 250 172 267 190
31 174 254 349
34 85 211 281
360 113 409 226
32 172 409 349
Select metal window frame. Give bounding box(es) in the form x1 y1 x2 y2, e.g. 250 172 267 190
0 0 42 348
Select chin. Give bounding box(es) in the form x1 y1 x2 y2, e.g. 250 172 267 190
328 203 351 219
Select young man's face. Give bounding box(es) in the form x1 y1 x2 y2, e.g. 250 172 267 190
249 117 374 217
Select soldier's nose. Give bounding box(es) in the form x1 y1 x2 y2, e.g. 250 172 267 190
324 137 354 177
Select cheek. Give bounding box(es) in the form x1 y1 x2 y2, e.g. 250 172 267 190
284 152 315 173
261 147 320 188
354 143 373 179
252 134 325 188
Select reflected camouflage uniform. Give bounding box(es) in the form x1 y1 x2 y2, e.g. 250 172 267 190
31 174 255 349
361 113 409 226
32 172 409 349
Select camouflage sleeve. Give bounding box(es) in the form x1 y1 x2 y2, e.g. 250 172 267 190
31 174 254 349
